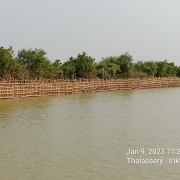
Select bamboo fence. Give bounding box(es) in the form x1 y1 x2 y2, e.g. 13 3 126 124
0 77 180 99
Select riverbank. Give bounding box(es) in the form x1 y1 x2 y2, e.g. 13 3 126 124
0 77 180 99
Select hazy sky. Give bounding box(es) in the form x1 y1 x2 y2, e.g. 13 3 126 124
1 0 180 65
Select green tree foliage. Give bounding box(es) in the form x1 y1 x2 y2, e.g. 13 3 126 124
134 61 158 77
156 60 177 77
96 52 133 78
16 48 53 79
117 52 133 77
176 67 180 77
0 46 180 80
133 61 148 78
61 57 76 79
143 61 158 77
0 46 13 79
51 59 63 78
95 56 120 78
61 52 96 79
0 46 28 80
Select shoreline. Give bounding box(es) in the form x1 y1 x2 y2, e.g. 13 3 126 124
0 77 180 100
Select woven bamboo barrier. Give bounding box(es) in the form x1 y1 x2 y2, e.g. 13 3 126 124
0 77 180 99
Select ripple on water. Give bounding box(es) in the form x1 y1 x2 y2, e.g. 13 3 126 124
0 88 180 180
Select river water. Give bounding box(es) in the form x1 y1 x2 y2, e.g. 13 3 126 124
0 87 180 180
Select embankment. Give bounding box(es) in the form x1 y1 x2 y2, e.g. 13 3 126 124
0 77 180 99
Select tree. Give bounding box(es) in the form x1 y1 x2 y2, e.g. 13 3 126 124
16 48 53 79
96 56 120 78
166 62 177 77
117 52 133 77
61 52 96 79
0 46 28 80
156 60 177 77
0 46 13 78
133 61 148 78
61 57 76 79
176 66 180 77
142 61 158 77
51 59 63 78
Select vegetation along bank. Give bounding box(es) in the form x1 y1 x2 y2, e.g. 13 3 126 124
1 46 180 99
0 46 180 80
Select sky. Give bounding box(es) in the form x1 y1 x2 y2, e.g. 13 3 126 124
1 0 180 65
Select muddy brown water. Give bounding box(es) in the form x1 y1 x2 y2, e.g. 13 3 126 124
0 88 180 180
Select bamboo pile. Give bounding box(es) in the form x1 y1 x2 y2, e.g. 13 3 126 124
0 77 180 99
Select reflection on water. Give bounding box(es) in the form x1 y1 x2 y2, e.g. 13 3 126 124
0 88 180 180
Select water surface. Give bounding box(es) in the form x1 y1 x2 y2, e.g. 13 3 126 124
0 88 180 180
